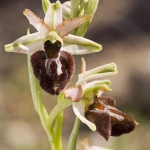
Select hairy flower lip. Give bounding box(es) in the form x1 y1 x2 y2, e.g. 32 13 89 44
64 58 118 134
85 96 138 141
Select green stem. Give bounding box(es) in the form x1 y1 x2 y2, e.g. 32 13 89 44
53 93 64 150
27 54 55 149
48 97 71 150
67 117 80 150
76 0 99 37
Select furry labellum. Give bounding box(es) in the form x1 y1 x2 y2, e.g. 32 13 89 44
85 96 137 141
31 40 75 95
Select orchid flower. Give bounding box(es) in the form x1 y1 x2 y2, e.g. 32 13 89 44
4 1 102 95
5 1 101 55
64 58 137 140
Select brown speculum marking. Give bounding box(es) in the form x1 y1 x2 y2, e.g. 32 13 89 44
85 96 137 141
31 40 75 95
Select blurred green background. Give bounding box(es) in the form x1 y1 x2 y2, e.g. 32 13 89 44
0 0 150 149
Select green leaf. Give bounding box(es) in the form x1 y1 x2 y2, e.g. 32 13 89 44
53 93 65 150
48 96 71 150
76 0 99 36
70 0 81 18
49 98 71 128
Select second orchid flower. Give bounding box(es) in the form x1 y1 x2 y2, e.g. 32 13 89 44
64 58 138 141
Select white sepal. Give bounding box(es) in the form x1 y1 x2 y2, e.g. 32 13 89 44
77 63 118 85
5 32 44 54
84 80 111 89
62 34 102 55
72 102 96 131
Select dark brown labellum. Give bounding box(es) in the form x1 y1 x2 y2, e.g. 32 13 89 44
31 40 75 95
85 96 137 141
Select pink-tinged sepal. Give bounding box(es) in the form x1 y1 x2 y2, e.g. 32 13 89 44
64 85 84 102
23 9 50 37
56 15 90 38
